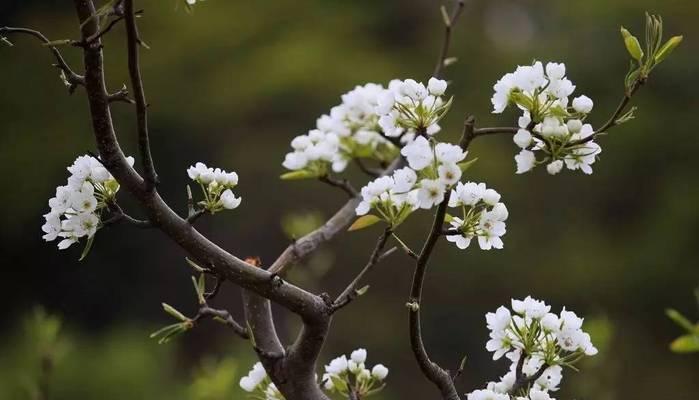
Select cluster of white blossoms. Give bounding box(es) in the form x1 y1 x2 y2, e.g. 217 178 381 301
355 136 468 222
446 182 508 250
281 77 450 179
42 155 133 250
239 350 388 399
282 83 399 176
187 162 242 212
239 362 283 400
376 77 451 143
322 348 389 398
468 297 598 400
491 61 602 175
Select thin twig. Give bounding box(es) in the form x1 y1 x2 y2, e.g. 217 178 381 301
194 306 250 340
103 202 152 228
509 360 548 394
0 27 84 92
354 158 381 178
107 84 135 103
433 0 466 79
332 227 393 312
319 175 358 198
567 80 643 146
123 0 158 190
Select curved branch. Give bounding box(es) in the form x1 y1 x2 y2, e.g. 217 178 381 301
123 0 158 189
318 175 358 198
332 226 393 312
0 26 85 92
433 0 466 79
406 118 476 400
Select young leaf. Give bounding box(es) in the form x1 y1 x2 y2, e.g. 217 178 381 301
280 170 317 180
620 27 644 62
185 257 206 272
670 334 699 353
457 158 478 173
162 303 188 322
348 215 382 231
654 35 683 64
666 308 697 333
79 234 96 262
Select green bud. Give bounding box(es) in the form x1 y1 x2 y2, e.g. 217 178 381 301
654 35 683 64
620 27 644 62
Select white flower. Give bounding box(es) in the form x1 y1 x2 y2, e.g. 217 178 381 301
490 203 509 221
511 296 550 319
401 79 428 101
546 160 564 175
417 179 446 209
427 77 448 96
540 313 561 332
187 162 210 180
239 376 257 392
401 136 434 170
446 217 472 249
477 211 506 250
515 150 536 174
486 306 512 333
449 182 485 207
326 355 349 375
564 141 601 174
41 212 62 241
467 389 511 400
435 142 467 164
486 332 511 360
545 62 566 80
572 95 594 113
220 189 242 209
528 388 552 400
350 348 367 364
513 129 533 149
438 163 462 186
491 72 515 113
481 189 501 206
392 167 417 193
371 364 389 380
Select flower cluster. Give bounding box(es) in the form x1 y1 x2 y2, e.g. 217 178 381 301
42 155 133 250
239 362 283 400
468 297 598 400
377 77 451 143
282 83 399 176
355 136 468 224
446 182 508 250
187 162 242 212
322 348 389 398
491 61 602 175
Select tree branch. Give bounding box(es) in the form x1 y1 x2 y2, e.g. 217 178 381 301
406 116 476 400
123 0 158 189
332 227 393 312
354 158 381 178
433 0 466 79
318 175 358 198
194 305 250 340
0 26 85 92
509 359 548 394
268 157 403 275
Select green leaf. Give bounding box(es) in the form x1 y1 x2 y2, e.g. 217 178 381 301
444 213 455 223
280 170 318 180
162 303 188 322
654 35 683 64
666 308 697 333
348 215 382 231
670 334 699 353
185 257 206 272
457 158 478 173
621 27 644 62
355 285 370 296
192 276 206 305
79 234 96 262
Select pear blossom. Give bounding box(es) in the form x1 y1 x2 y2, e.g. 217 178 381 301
417 179 446 209
188 162 243 214
515 150 536 174
572 95 594 113
447 182 508 251
322 349 388 398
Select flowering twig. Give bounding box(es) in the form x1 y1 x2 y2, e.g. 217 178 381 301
332 227 393 312
509 361 549 394
123 0 158 190
0 26 85 92
103 202 151 228
433 0 466 78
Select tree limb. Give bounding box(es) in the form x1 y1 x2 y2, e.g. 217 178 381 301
123 0 158 189
0 26 85 92
332 227 393 312
318 175 358 198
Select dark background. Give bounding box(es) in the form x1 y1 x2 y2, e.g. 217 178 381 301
1 0 697 399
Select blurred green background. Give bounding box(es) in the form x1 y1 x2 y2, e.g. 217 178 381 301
1 0 698 399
